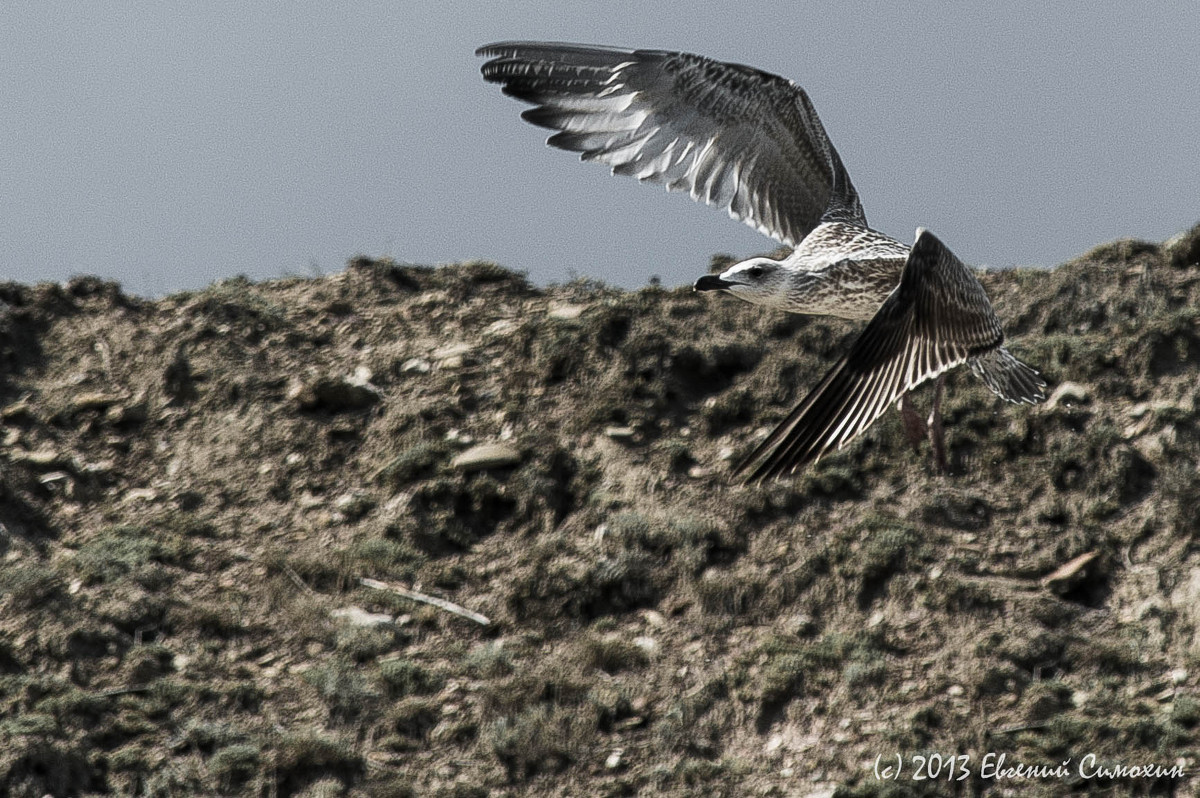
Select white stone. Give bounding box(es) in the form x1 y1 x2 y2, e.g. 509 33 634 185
331 607 393 627
451 443 521 472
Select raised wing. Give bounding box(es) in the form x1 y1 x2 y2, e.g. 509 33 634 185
736 229 1004 482
477 41 865 246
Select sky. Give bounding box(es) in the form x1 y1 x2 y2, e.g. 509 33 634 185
2 2 1198 296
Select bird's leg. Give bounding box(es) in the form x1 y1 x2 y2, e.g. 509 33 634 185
927 374 947 472
899 393 927 452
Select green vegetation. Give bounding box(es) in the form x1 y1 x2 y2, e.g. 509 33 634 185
0 224 1197 795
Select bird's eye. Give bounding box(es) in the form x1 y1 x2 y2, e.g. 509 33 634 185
748 265 764 278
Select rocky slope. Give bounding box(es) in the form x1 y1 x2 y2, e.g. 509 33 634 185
1 224 1199 797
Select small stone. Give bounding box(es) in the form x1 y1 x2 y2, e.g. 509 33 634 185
69 392 126 415
548 303 585 320
331 607 394 627
633 636 659 656
106 397 148 426
604 749 624 770
38 471 72 490
1 398 35 421
9 449 63 469
1170 668 1189 685
642 610 666 628
451 443 521 472
1127 402 1153 420
433 342 473 365
1042 550 1101 595
604 426 637 440
333 492 374 521
288 375 380 412
299 492 326 509
783 614 815 636
947 684 965 697
485 319 518 336
401 358 431 374
1045 381 1091 410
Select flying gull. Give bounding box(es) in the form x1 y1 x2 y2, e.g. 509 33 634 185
477 41 1046 481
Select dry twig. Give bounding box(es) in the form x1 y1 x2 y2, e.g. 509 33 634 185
359 577 490 626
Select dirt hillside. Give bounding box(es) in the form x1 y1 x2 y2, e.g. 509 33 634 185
2 223 1200 797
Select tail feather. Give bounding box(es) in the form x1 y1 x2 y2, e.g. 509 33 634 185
968 347 1047 404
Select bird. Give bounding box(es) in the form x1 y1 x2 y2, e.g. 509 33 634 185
477 41 1046 481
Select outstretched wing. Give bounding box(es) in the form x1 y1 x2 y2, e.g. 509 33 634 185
736 229 1004 482
477 41 865 246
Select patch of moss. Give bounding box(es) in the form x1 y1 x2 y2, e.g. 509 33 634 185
303 660 383 724
379 657 442 698
74 524 192 586
208 743 261 791
0 560 65 609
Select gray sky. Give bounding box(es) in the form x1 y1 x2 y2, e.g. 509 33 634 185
3 2 1198 295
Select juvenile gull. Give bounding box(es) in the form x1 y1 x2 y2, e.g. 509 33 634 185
477 41 1046 480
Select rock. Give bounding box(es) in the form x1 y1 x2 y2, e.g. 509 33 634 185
633 636 659 656
333 491 375 521
642 610 666 628
604 426 637 440
331 607 394 627
106 394 149 426
68 392 126 415
124 488 158 503
548 303 585 320
1042 550 1101 595
1 397 35 422
289 375 381 412
432 342 473 369
400 357 431 374
604 749 624 770
450 443 521 472
8 449 64 470
1045 381 1091 410
484 319 519 336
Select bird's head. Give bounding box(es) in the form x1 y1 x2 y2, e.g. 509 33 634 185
693 257 789 308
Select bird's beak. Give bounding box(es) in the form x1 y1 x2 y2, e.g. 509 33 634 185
693 275 735 292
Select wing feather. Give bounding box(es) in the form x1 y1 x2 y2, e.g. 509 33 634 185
735 229 1005 482
478 41 866 245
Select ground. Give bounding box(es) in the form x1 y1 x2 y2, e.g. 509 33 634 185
1 223 1199 797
